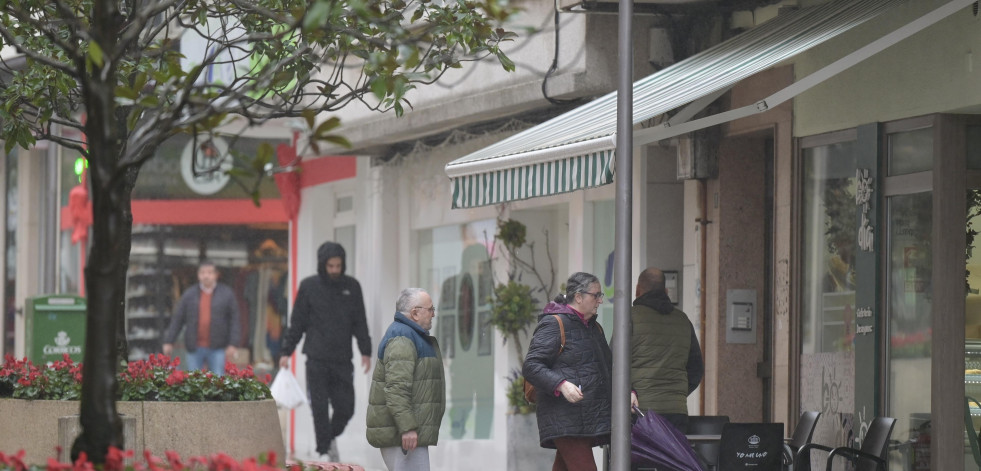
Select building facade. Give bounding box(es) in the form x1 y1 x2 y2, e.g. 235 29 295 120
4 0 981 470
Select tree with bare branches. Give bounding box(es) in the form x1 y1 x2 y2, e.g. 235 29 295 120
0 0 515 462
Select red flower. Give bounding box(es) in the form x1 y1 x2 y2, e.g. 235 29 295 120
105 446 133 471
166 370 187 386
165 450 186 470
46 456 71 471
72 452 94 471
144 450 165 471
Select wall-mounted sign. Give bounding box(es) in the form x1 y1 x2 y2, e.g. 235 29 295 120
856 168 875 252
180 135 231 195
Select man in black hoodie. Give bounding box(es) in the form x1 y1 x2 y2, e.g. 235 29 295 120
280 241 372 461
629 267 703 434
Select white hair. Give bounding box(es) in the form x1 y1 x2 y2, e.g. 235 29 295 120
396 288 427 314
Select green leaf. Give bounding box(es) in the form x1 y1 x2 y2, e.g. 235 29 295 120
370 77 387 100
88 41 104 68
303 109 317 131
497 51 515 72
314 116 341 136
115 85 138 100
303 0 331 32
226 167 250 178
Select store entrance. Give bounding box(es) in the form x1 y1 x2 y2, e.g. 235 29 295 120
125 223 288 377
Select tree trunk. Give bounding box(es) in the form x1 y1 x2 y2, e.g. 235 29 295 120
72 0 129 454
71 160 129 462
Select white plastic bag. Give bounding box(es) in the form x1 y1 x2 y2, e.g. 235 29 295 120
270 368 307 410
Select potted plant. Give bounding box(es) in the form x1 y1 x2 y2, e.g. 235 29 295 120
487 216 556 471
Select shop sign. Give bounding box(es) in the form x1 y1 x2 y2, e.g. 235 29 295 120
856 168 875 252
180 135 231 195
856 306 873 335
42 331 82 356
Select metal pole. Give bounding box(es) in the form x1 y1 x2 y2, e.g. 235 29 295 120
610 0 632 466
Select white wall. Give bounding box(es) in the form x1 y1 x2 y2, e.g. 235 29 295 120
794 0 981 136
329 1 663 155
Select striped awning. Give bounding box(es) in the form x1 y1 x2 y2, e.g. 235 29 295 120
445 0 904 209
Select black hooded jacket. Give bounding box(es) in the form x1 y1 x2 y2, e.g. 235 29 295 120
281 241 372 364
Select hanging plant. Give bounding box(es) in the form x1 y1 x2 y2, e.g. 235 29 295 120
488 280 536 364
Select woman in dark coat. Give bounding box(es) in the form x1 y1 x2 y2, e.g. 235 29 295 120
523 272 613 471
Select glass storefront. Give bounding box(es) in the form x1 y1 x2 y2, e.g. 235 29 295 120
126 224 288 373
884 125 933 470
593 200 615 338
799 136 860 451
417 219 497 440
415 205 568 441
885 192 932 468
3 153 15 355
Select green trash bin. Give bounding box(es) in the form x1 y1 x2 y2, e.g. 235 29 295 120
24 294 86 364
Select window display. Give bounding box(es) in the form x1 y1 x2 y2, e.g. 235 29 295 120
418 220 496 440
124 224 287 377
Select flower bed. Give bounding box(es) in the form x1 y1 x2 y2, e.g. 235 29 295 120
0 355 284 464
0 354 271 402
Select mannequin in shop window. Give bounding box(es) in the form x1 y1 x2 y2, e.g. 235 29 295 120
238 239 288 372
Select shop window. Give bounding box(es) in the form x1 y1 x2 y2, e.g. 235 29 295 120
416 208 567 440
334 226 355 277
3 153 14 356
592 199 615 339
799 133 864 454
885 192 932 460
800 138 859 355
124 224 288 377
887 127 933 176
336 195 353 213
417 220 496 441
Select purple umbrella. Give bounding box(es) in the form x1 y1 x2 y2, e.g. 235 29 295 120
631 409 704 471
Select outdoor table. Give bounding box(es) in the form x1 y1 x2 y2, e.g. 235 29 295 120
685 434 722 442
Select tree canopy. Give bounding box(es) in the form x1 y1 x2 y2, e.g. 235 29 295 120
0 0 515 462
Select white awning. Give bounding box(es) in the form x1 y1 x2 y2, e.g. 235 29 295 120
445 0 974 208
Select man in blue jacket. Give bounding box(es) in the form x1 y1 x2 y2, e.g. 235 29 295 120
366 288 444 471
281 241 372 462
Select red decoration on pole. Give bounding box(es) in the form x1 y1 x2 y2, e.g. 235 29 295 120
68 178 91 245
274 141 301 222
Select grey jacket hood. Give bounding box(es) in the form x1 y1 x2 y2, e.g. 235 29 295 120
317 241 347 280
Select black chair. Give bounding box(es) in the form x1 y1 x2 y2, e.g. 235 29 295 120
687 415 730 471
795 416 895 471
966 396 981 469
782 411 821 470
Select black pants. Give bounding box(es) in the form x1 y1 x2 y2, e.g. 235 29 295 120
306 359 355 454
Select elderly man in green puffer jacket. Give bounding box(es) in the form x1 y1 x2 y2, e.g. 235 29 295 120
366 288 445 471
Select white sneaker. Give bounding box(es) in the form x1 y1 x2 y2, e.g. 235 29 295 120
328 440 339 462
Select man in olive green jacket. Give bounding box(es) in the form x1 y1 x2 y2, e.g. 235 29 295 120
366 288 445 471
630 267 704 433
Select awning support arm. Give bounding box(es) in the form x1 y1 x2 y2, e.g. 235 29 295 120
663 88 731 128
635 0 975 147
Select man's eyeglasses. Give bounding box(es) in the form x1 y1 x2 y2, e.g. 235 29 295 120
582 291 604 301
414 306 437 314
